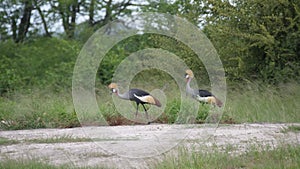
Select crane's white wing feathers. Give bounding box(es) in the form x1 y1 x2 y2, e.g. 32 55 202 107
196 95 215 103
134 94 155 104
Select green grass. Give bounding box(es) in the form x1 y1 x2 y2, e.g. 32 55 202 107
0 89 80 130
0 137 19 145
24 135 138 144
154 145 300 169
2 145 300 169
0 159 109 169
25 135 92 144
0 135 91 145
281 125 300 133
0 82 299 130
155 98 210 124
0 159 61 169
223 82 300 123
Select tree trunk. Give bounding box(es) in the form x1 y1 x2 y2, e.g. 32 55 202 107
11 16 17 41
34 0 51 37
58 0 78 39
16 0 33 43
104 0 113 24
89 0 95 25
69 0 77 38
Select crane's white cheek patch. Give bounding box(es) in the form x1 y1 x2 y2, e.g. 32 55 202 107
134 94 155 104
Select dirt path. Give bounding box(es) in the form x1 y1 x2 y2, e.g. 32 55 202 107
1 123 300 168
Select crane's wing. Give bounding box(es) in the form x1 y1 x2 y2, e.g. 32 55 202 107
129 89 150 97
197 89 214 97
129 88 161 106
129 88 150 101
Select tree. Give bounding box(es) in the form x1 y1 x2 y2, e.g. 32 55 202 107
87 0 135 27
0 0 55 42
47 0 136 39
0 0 34 42
203 0 300 83
0 0 142 41
49 0 80 39
33 0 51 37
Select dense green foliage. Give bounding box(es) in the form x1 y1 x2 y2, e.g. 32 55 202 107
0 0 299 90
0 38 80 93
0 0 300 129
204 0 300 83
145 0 300 83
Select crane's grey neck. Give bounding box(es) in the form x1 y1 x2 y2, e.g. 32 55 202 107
186 78 194 95
116 89 129 100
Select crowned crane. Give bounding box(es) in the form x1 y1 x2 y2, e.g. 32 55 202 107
185 70 223 107
108 83 161 121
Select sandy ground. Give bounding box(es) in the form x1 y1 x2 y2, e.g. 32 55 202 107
1 123 300 168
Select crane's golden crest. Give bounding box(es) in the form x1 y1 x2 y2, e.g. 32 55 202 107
108 83 118 89
185 69 194 78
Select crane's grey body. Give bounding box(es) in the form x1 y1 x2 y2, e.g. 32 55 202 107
108 83 161 123
184 70 222 107
117 89 150 104
186 77 213 101
115 89 151 118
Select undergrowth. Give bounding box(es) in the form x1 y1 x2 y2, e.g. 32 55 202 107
223 81 300 123
0 82 299 130
154 145 300 169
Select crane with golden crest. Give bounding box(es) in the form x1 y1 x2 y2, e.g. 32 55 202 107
184 70 223 107
108 83 161 122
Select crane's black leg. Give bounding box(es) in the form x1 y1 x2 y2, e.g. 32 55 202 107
142 104 149 120
135 103 139 118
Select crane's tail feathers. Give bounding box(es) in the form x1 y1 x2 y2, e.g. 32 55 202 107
153 97 161 107
215 97 223 107
141 95 161 107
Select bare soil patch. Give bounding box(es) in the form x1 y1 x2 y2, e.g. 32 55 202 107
1 123 300 168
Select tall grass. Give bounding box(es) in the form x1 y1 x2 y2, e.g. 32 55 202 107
0 137 19 145
154 145 300 169
0 159 108 169
158 98 213 124
0 82 299 130
224 82 300 123
0 159 61 169
1 145 299 168
0 89 80 130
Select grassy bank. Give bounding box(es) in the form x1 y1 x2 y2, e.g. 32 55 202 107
0 89 79 130
154 145 300 169
1 145 299 169
0 159 108 169
224 82 300 123
0 82 299 130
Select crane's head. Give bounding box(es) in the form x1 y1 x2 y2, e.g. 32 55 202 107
185 69 194 81
108 83 118 93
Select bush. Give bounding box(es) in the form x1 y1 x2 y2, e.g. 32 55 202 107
0 89 80 130
0 38 81 94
